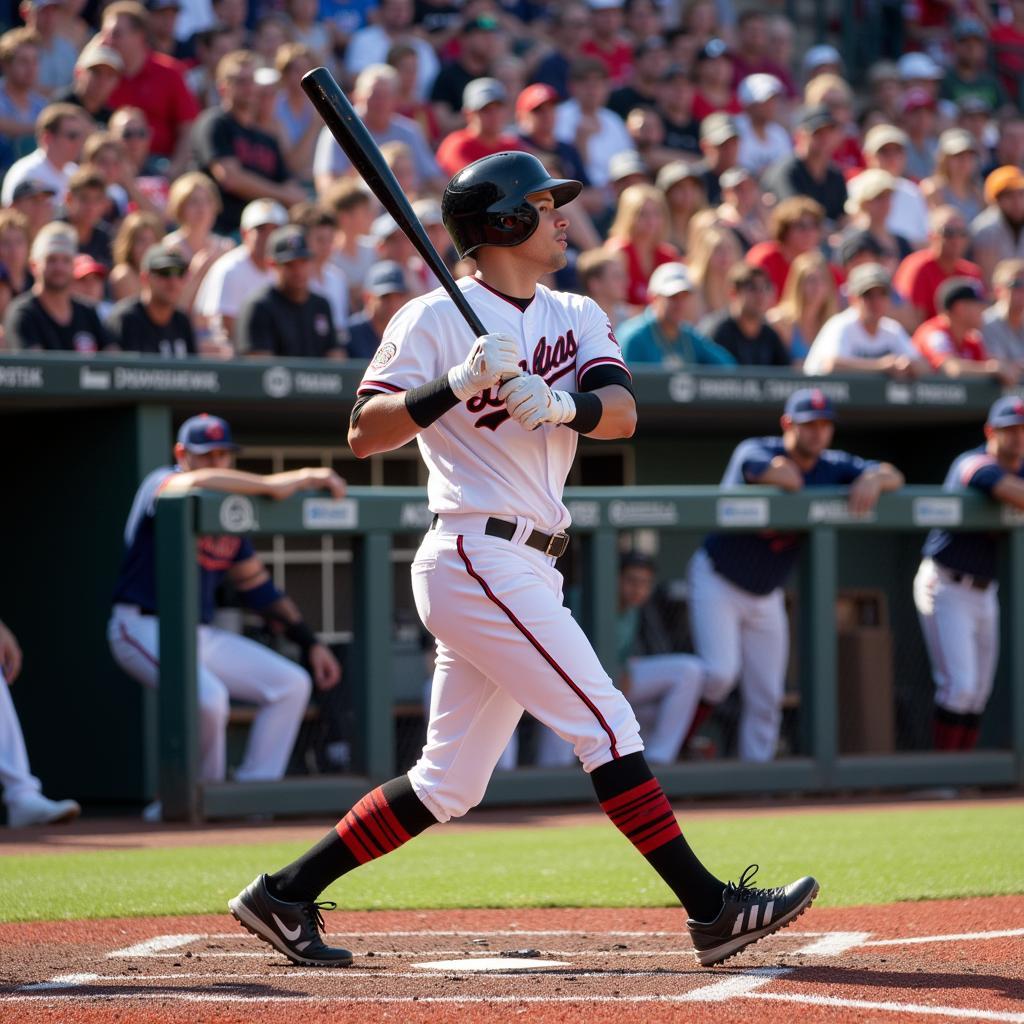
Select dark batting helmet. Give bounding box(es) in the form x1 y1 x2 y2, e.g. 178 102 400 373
441 152 582 258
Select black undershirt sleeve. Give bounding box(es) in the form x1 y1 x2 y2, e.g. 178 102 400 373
578 364 635 397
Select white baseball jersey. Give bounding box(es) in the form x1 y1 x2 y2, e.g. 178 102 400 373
357 276 631 532
803 308 917 375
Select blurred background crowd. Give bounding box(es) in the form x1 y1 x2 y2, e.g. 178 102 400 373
2 0 1024 381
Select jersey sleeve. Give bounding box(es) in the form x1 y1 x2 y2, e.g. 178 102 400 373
576 297 632 391
830 450 874 484
801 317 840 374
233 536 256 564
958 453 1006 495
356 298 445 396
722 438 776 485
916 327 955 369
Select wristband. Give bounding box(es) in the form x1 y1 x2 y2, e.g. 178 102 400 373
405 374 461 428
565 391 603 434
285 620 318 654
239 577 284 611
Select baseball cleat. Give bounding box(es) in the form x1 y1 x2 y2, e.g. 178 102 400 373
228 874 353 967
686 864 819 966
7 793 81 828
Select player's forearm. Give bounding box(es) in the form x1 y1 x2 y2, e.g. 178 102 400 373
992 475 1024 509
865 463 905 491
348 392 422 457
583 384 637 439
161 468 284 496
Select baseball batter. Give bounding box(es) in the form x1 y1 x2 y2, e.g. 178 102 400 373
915 395 1024 750
231 152 818 969
684 389 905 761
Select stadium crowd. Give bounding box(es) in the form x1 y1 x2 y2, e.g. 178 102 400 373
0 0 1024 376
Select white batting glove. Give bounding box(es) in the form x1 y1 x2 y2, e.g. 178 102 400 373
498 374 576 431
448 333 522 401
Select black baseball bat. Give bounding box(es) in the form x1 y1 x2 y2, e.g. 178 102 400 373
301 66 488 338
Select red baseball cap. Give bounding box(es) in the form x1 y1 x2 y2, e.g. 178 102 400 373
901 86 936 113
516 83 559 117
73 254 107 280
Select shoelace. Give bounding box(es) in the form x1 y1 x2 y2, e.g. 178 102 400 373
726 864 786 903
302 899 337 936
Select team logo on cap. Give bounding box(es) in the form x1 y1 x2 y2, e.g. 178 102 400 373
205 420 225 440
810 389 827 409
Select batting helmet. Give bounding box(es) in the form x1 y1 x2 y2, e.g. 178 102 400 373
441 152 582 258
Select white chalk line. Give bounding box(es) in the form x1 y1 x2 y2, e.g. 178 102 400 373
862 928 1024 947
749 991 1024 1023
126 948 707 959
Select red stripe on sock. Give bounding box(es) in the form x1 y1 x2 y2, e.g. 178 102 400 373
335 786 418 865
634 821 684 854
336 798 386 864
356 794 402 855
600 777 661 815
602 780 681 855
371 787 412 846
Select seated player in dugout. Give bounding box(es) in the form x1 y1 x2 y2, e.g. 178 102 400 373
681 389 905 761
107 414 345 820
915 396 1024 751
230 151 820 972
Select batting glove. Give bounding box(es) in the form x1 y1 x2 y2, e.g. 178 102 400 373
448 333 522 400
498 374 576 431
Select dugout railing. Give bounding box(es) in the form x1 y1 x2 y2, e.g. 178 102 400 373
154 487 1024 822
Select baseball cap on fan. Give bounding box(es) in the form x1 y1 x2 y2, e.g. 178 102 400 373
784 387 835 423
463 77 507 112
987 395 1024 428
177 414 240 453
647 262 694 297
240 198 288 231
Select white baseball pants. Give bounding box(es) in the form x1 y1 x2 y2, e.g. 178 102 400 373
408 516 643 823
108 604 312 783
913 558 999 715
0 668 44 807
687 547 789 762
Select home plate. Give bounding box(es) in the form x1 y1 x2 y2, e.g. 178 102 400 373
412 958 570 972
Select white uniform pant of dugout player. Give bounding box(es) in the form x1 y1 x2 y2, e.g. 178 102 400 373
914 558 999 715
0 667 48 808
107 605 312 782
408 516 644 823
687 548 789 762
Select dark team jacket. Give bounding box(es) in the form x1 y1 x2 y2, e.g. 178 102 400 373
922 445 1022 581
704 436 874 595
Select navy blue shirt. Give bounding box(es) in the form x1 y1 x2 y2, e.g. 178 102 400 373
704 437 874 595
345 311 381 360
112 467 254 623
922 445 1019 580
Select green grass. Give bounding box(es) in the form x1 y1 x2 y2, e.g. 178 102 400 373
1 804 1021 923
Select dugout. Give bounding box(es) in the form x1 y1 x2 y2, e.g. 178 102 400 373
1 354 1019 812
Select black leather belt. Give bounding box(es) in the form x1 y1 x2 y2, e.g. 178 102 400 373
948 571 992 590
431 515 570 558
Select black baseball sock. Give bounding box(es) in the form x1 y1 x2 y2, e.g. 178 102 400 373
267 775 438 903
592 752 725 923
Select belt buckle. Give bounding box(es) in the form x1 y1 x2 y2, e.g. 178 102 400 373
545 531 569 558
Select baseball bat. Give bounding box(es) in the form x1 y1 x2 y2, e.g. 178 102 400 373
301 66 488 338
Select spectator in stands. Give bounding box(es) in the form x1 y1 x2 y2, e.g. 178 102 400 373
105 243 195 356
624 108 676 175
899 51 944 101
761 104 847 226
0 617 81 827
191 50 305 236
991 1 1024 106
555 56 634 191
0 28 48 174
619 262 735 368
61 167 113 266
271 45 321 187
100 1 198 175
982 258 1024 364
284 0 329 67
657 160 707 254
436 79 523 179
313 64 441 199
921 129 985 224
147 0 183 60
803 73 864 174
913 276 1018 385
842 169 912 264
603 183 677 307
735 73 792 177
20 0 77 96
108 210 161 302
607 37 667 118
803 262 927 377
694 112 740 206
251 14 290 69
344 0 439 102
688 223 742 323
746 196 829 301
971 167 1024 286
515 83 591 196
988 114 1024 177
691 38 739 123
653 62 700 159
730 10 796 97
529 3 591 102
581 0 632 86
289 202 349 344
900 87 940 181
326 179 376 310
389 44 442 147
942 18 1008 112
186 25 234 109
195 198 287 351
705 263 790 366
717 166 767 251
70 253 110 320
0 102 87 207
576 248 634 329
767 250 838 364
429 14 503 132
344 260 411 359
7 179 53 247
866 61 902 122
802 43 842 83
4 222 108 352
108 106 167 212
237 225 341 360
0 209 32 296
861 124 930 247
54 44 122 127
894 206 983 325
